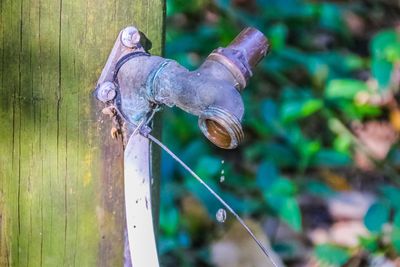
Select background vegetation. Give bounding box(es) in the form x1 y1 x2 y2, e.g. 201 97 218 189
159 0 400 266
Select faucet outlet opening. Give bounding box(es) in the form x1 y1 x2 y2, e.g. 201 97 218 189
205 120 232 149
198 107 244 149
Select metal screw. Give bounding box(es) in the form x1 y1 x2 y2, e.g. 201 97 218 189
96 81 117 102
121 26 141 48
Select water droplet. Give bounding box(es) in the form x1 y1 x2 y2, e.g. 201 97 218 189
220 176 225 183
216 208 227 223
221 160 225 164
221 169 224 175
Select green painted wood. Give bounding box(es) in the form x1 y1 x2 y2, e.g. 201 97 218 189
0 0 164 266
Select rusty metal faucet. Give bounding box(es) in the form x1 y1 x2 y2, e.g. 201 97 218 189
95 26 269 149
94 26 272 267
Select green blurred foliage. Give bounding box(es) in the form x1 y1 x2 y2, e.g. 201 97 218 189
314 244 351 267
160 0 400 266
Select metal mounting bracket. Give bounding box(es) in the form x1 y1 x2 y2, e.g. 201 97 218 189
95 26 160 267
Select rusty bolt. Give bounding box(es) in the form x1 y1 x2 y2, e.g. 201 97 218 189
101 106 116 117
97 81 117 102
121 26 141 48
110 127 119 139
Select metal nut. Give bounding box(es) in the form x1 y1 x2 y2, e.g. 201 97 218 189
97 81 117 102
121 26 141 48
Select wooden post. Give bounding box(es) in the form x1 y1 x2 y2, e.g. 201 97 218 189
0 0 164 266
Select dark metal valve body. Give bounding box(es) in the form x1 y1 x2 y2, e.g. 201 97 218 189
96 26 269 149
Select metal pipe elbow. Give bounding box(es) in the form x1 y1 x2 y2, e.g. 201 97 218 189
147 60 245 149
147 27 268 149
107 27 268 149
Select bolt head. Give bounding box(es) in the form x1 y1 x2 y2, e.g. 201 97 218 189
97 81 117 102
121 26 141 48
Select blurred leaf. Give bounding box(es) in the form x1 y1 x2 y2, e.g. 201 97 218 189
178 232 191 248
166 26 219 60
195 156 222 178
331 100 381 120
284 124 312 150
273 240 299 258
244 143 268 162
370 29 399 90
359 235 379 253
273 241 301 260
314 244 350 266
158 237 178 254
281 99 323 122
340 53 366 72
259 0 316 20
311 149 350 167
394 211 400 228
380 185 400 211
160 206 180 236
277 48 312 71
265 143 298 167
269 178 296 196
325 79 368 99
371 58 393 90
267 23 288 51
266 194 302 232
164 110 199 145
261 99 278 125
392 228 400 254
265 178 301 232
299 140 321 162
214 0 230 10
333 135 352 154
385 43 400 62
364 202 390 233
279 197 302 232
353 103 382 118
388 148 400 166
304 180 334 197
167 0 210 15
371 29 399 58
256 160 279 190
318 3 346 34
177 140 210 178
217 17 238 45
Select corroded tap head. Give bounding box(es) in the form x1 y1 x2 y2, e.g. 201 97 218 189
96 25 269 150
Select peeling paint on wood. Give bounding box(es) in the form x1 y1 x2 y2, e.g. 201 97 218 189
0 0 164 266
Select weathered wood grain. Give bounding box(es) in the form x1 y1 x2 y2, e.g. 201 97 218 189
0 0 164 266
